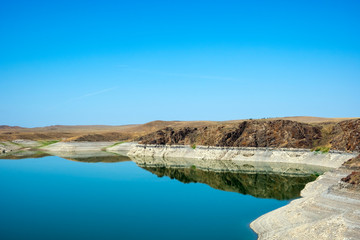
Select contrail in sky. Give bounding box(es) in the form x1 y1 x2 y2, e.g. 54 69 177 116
46 86 118 112
72 87 118 101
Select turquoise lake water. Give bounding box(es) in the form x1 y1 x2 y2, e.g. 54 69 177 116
0 155 306 240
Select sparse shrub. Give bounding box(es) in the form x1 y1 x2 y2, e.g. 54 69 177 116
191 144 196 149
39 140 59 147
312 146 330 154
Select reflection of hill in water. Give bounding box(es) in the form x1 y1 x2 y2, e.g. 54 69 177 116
0 151 131 163
129 155 329 200
0 151 52 159
46 151 131 163
143 166 317 200
64 155 130 163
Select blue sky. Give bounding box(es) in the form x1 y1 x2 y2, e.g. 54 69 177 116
1 0 359 127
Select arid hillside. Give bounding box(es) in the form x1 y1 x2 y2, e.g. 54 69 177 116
0 120 231 141
138 120 322 148
139 118 360 152
1 117 359 151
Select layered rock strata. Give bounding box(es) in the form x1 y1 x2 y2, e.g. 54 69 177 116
128 144 356 168
250 166 360 239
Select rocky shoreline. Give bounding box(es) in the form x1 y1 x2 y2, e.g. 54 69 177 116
250 165 360 239
127 144 356 168
126 144 360 239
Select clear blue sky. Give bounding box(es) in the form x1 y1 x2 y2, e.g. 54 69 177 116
1 0 359 127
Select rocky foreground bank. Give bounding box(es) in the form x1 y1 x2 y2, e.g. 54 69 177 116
250 155 360 240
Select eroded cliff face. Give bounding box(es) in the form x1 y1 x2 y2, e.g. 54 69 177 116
138 120 322 149
330 119 360 152
138 119 360 151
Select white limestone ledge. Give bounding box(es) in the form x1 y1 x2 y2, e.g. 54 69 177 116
128 144 357 168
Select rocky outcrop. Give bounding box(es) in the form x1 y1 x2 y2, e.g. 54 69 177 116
343 154 360 170
139 120 322 149
342 171 360 185
341 154 360 188
330 119 360 152
138 119 360 152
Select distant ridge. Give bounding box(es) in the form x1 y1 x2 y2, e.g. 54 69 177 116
0 125 24 129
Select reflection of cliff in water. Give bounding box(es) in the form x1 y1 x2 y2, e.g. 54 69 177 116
64 154 130 163
47 151 131 163
0 151 52 159
143 166 317 200
130 156 329 199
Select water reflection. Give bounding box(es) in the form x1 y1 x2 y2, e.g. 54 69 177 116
130 156 330 200
58 153 130 163
143 166 318 200
0 151 130 163
1 151 329 200
0 151 52 159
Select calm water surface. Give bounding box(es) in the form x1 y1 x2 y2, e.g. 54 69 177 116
0 154 310 240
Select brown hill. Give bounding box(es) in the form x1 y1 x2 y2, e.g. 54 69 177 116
138 120 322 149
0 125 24 129
138 119 360 151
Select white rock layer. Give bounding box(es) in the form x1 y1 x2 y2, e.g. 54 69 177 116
128 144 356 168
250 168 360 239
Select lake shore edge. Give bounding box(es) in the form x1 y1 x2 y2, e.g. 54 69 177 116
250 165 360 239
126 144 356 168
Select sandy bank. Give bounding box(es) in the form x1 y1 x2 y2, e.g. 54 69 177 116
128 144 357 168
